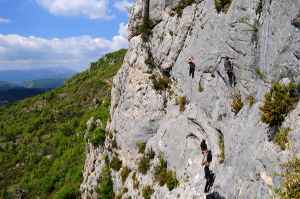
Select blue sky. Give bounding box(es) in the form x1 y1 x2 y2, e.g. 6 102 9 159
0 0 132 71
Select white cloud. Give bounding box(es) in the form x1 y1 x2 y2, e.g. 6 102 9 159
0 17 11 24
36 0 111 19
0 23 128 70
114 0 133 12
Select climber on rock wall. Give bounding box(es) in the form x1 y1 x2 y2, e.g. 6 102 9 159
223 56 236 87
187 56 196 78
201 139 215 193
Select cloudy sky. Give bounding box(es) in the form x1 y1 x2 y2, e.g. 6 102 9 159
0 0 133 71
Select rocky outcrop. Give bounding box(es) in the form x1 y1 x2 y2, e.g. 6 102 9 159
81 0 300 198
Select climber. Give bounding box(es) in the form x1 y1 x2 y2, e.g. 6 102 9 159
187 56 196 78
223 56 236 87
201 140 215 193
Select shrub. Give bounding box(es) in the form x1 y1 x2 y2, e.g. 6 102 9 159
172 0 196 17
88 128 106 146
231 92 243 115
138 155 151 175
260 82 300 128
177 96 187 112
53 186 79 199
198 81 204 92
218 134 225 163
137 141 146 154
277 158 300 199
150 75 171 91
146 148 155 160
154 155 179 190
121 166 131 184
132 172 139 190
214 0 232 13
142 185 154 199
110 155 122 171
273 128 291 150
97 165 115 199
247 95 256 108
255 68 267 80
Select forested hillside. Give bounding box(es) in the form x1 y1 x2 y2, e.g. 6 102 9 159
0 49 126 199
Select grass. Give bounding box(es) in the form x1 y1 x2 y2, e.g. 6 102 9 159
231 92 244 115
177 96 187 112
273 128 291 150
171 0 196 17
97 164 115 199
260 82 300 128
218 134 225 163
153 154 179 191
214 0 232 13
247 95 256 108
87 128 106 146
277 158 300 199
121 166 131 184
132 172 139 190
138 154 151 175
137 141 146 154
0 49 126 198
110 155 122 171
142 185 154 199
255 68 267 80
150 75 171 91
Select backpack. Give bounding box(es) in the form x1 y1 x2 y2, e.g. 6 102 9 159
207 150 212 163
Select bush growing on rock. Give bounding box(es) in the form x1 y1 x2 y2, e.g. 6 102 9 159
273 127 291 150
110 155 122 171
121 166 131 184
177 96 187 112
138 154 151 175
146 148 155 160
150 75 171 91
231 92 243 115
278 158 300 198
172 0 196 17
260 82 300 128
154 154 179 190
214 0 232 13
137 141 146 154
97 165 114 199
247 95 256 108
142 185 154 199
87 128 106 146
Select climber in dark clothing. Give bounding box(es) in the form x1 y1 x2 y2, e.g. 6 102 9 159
223 56 236 87
187 57 196 78
201 140 215 193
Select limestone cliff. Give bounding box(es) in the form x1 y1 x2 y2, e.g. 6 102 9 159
81 0 300 198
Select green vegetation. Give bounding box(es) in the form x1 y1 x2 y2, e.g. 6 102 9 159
277 158 300 198
150 75 171 91
132 172 139 190
110 155 123 171
146 148 155 160
255 68 267 80
218 134 225 163
97 165 115 199
177 96 187 112
0 49 127 198
260 82 300 128
137 141 146 154
247 95 256 108
198 81 204 92
121 166 131 184
153 154 179 191
142 185 154 199
172 0 196 17
138 154 151 175
87 128 106 146
214 0 232 13
231 92 244 115
273 128 291 150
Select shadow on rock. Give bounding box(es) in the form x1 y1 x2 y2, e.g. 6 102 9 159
206 192 225 199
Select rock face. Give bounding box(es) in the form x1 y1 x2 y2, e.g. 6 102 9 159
81 0 300 198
